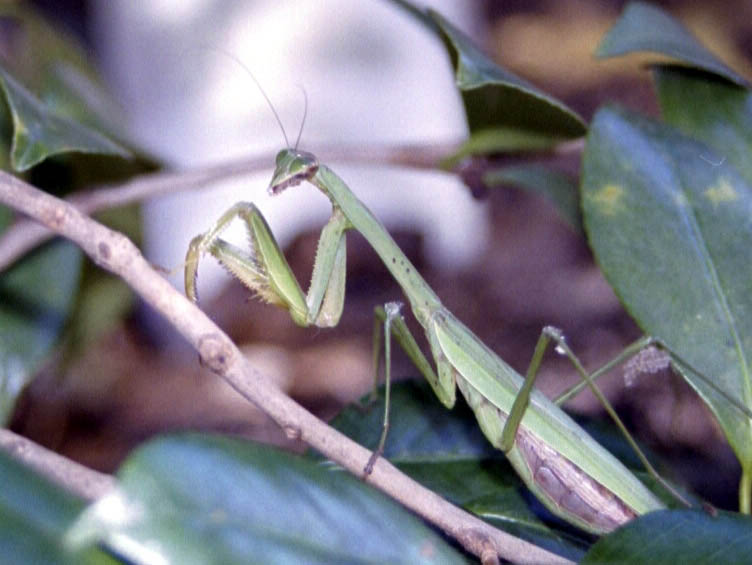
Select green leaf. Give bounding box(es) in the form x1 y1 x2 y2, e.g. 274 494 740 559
0 450 115 564
483 165 582 234
654 66 752 184
0 215 83 424
421 8 584 157
581 106 752 475
582 509 752 564
67 434 465 564
331 381 493 462
0 65 130 172
330 381 587 561
0 4 129 142
595 2 747 86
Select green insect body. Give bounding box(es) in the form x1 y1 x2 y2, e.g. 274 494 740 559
185 148 665 534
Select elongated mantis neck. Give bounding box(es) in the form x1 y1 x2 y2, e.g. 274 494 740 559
270 149 442 326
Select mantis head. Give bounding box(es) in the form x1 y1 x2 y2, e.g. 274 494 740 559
269 149 319 195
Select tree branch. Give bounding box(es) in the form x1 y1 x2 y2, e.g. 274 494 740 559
0 170 571 564
0 428 115 500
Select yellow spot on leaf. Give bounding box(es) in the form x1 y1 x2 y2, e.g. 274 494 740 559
673 192 688 207
591 184 624 215
705 178 737 206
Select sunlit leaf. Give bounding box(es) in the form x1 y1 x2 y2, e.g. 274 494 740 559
67 434 465 564
582 106 752 475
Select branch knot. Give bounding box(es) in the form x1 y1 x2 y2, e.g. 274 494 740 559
197 333 233 374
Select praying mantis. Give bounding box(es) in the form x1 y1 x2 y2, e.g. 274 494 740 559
184 146 670 535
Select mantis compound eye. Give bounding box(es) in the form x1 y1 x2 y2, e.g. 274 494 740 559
292 150 317 171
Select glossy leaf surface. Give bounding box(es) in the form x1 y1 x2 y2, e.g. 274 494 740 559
68 434 465 564
582 106 752 472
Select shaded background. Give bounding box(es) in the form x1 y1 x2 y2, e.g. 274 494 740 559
12 0 752 512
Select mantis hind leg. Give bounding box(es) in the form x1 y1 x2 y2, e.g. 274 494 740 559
503 326 692 507
364 302 452 474
364 302 401 475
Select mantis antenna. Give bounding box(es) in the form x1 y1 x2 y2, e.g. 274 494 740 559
293 85 308 150
191 44 308 149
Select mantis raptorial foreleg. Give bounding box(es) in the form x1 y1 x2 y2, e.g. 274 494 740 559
185 200 349 328
185 148 669 535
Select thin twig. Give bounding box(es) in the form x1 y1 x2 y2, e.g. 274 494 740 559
0 428 115 500
0 138 584 273
0 170 571 564
0 142 459 272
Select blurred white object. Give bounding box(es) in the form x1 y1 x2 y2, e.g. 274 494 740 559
93 1 488 303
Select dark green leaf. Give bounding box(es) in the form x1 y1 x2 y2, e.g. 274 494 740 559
330 381 587 561
483 165 582 233
67 434 465 564
654 66 752 184
0 224 83 424
582 106 752 471
0 4 129 141
0 65 130 172
388 0 438 33
582 509 752 564
331 380 493 462
0 450 115 564
416 8 584 158
429 10 585 138
595 2 747 86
